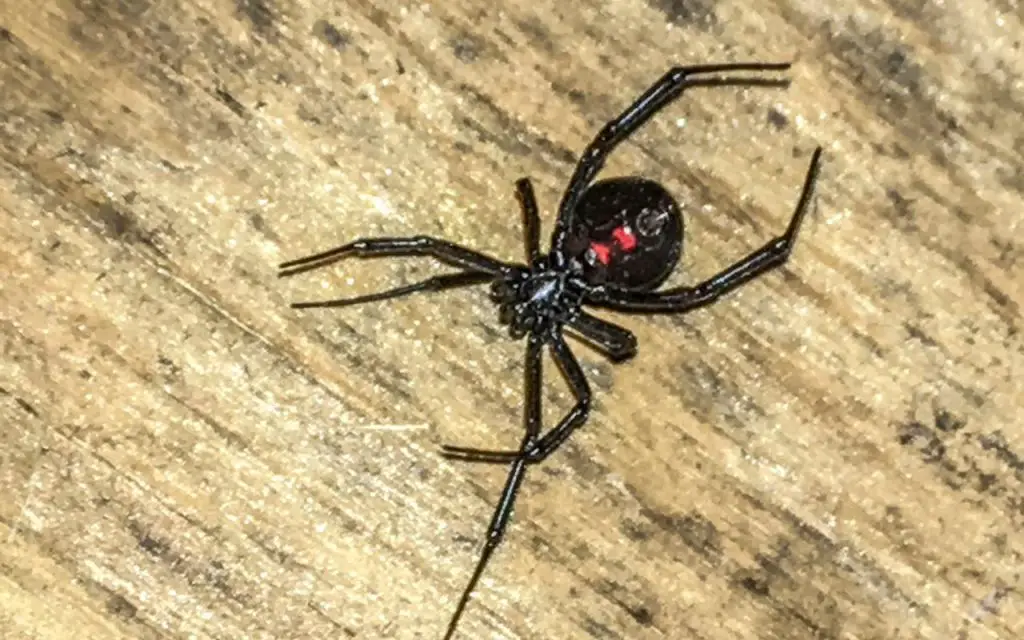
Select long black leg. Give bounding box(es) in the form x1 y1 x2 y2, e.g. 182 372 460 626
567 311 637 362
443 335 544 639
517 178 541 265
289 271 492 309
551 62 792 256
441 333 591 465
278 235 509 277
589 147 823 313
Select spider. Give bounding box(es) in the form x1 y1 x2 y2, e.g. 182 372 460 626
280 61 824 639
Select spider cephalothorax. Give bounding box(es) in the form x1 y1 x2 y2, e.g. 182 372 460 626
491 259 587 338
280 61 824 640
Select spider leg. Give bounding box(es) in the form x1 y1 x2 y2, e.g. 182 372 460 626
588 147 823 313
568 311 637 362
278 235 509 277
441 332 591 465
443 335 543 639
517 178 541 265
290 271 492 309
551 62 793 255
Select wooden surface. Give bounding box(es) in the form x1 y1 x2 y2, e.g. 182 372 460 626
1 1 1021 638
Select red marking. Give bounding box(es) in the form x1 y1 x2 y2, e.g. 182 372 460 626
590 242 612 265
612 226 637 252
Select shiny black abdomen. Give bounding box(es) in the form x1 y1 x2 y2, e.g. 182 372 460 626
563 177 683 291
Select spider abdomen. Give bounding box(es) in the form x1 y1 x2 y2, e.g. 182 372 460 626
565 177 684 291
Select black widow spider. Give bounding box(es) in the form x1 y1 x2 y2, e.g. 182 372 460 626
280 61 824 639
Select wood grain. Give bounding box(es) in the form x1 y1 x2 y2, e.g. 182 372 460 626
1 1 1021 638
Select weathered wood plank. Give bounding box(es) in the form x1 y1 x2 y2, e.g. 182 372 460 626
0 0 1020 638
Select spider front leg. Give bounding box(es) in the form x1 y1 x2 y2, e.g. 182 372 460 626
289 271 494 309
279 235 508 276
588 146 824 313
552 61 794 254
279 235 508 308
441 333 592 465
443 334 543 639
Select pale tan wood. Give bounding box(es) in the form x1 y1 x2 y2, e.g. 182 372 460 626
0 1 1020 638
